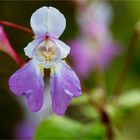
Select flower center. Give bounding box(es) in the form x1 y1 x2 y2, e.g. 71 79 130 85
35 40 61 68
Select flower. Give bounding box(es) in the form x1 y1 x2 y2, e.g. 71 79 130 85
69 1 120 78
0 26 23 66
9 6 82 115
77 1 113 40
70 38 120 77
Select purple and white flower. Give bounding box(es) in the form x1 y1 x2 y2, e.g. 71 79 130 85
9 6 82 115
69 1 120 78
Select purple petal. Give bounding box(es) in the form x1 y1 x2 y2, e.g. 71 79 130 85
98 41 121 69
9 60 44 112
77 2 112 37
50 61 82 115
69 38 93 77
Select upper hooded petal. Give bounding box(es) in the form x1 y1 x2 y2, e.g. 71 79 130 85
9 60 44 112
24 38 44 58
30 6 66 38
51 38 70 59
50 61 82 115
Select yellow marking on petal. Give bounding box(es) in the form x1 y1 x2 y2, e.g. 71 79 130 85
38 46 55 63
37 63 44 76
35 39 61 68
51 65 56 73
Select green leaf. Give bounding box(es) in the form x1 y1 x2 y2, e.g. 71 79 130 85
34 116 106 140
71 93 88 105
71 89 104 120
118 89 140 107
81 122 106 140
114 108 140 140
34 116 83 139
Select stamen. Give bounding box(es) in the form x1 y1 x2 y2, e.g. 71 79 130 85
35 40 61 68
38 46 55 63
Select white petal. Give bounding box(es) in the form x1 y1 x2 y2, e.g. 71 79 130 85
24 38 44 58
52 39 70 59
30 6 66 38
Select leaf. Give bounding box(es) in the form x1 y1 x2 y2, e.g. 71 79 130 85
114 108 140 140
81 122 106 140
34 116 106 140
71 93 88 105
71 88 104 119
118 89 140 107
106 90 140 125
34 116 83 139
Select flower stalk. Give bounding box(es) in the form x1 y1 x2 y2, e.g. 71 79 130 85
0 24 24 66
82 75 113 140
113 28 139 96
86 93 113 140
0 20 33 34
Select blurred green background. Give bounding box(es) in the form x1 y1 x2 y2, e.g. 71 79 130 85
0 0 140 139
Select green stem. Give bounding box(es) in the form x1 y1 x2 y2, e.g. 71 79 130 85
95 66 113 139
113 30 138 96
86 94 113 140
83 68 113 140
95 66 106 94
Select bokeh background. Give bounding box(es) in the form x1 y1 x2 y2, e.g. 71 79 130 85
0 0 140 139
